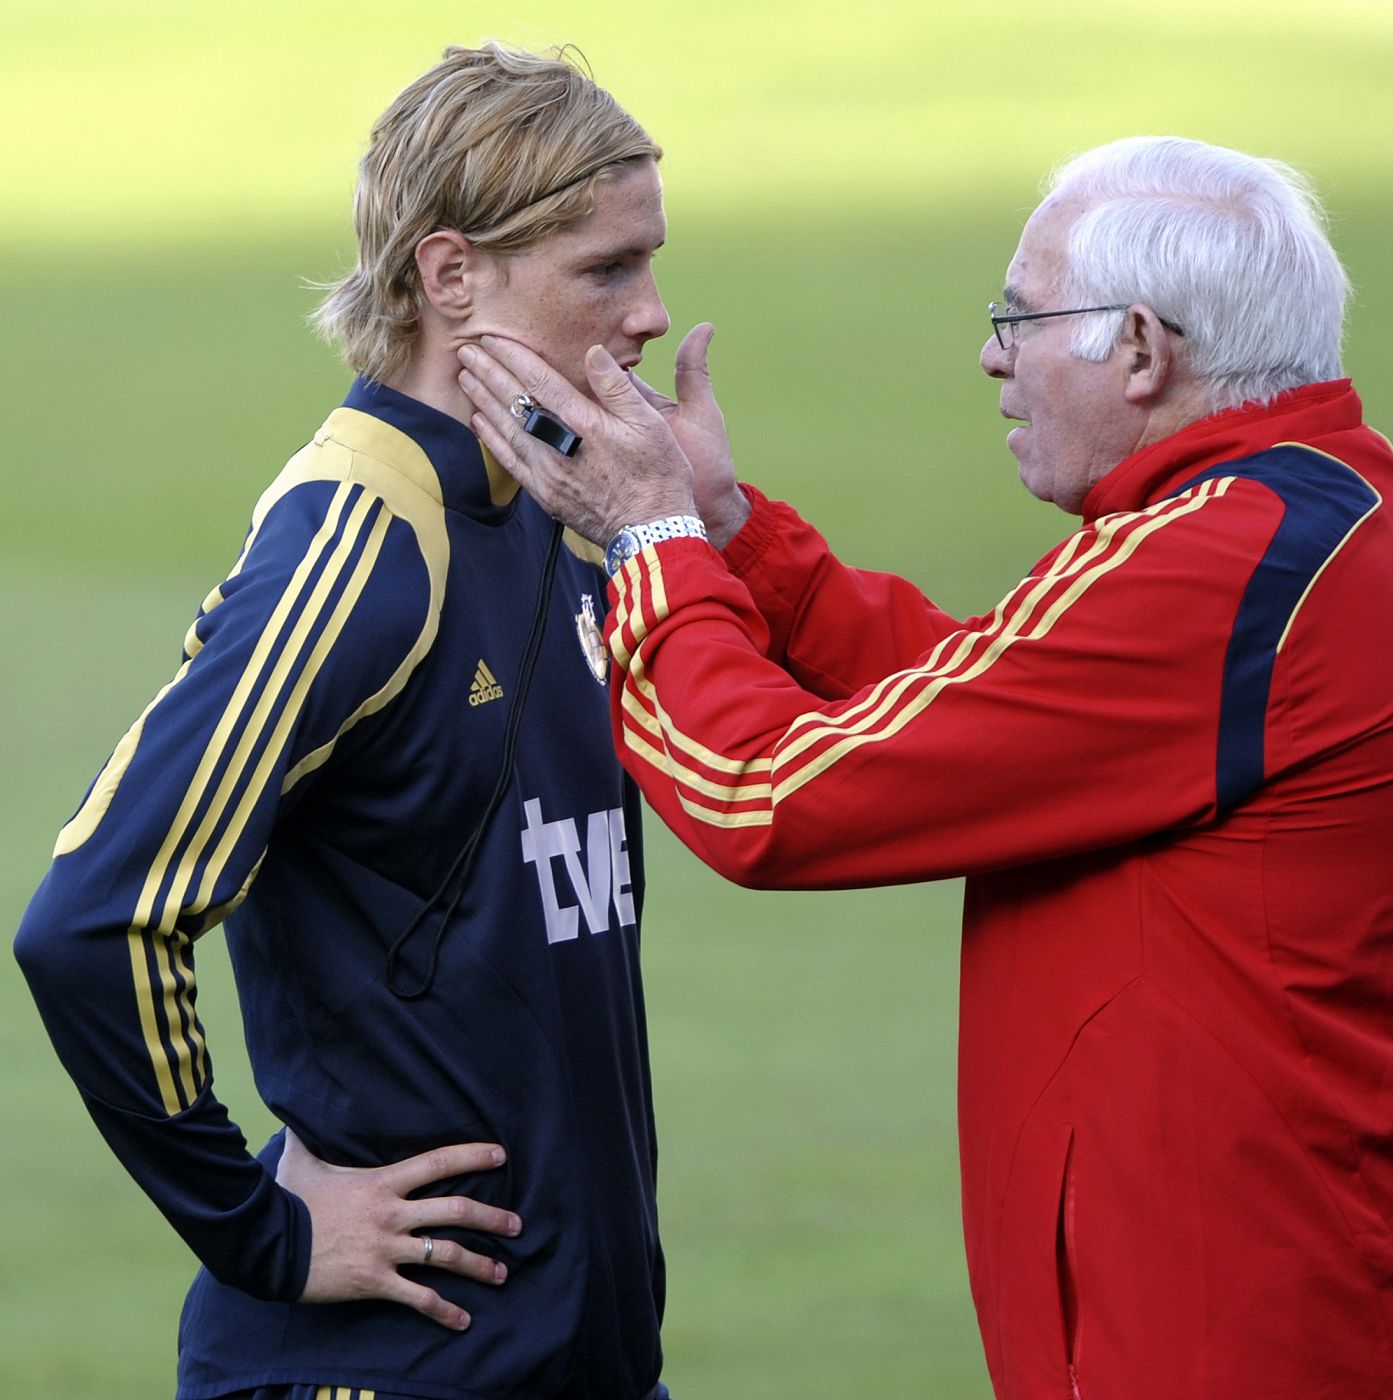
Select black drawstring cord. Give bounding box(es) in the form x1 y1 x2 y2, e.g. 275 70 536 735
385 520 565 1000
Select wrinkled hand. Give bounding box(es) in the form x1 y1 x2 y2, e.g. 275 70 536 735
627 324 749 549
276 1128 520 1331
458 335 697 546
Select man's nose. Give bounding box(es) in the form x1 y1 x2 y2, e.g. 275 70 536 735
628 272 671 341
981 334 1012 380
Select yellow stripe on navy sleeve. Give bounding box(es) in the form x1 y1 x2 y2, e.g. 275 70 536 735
155 486 370 929
53 661 194 858
124 926 185 1115
164 489 380 930
280 415 452 792
189 505 392 916
122 483 361 1113
80 405 452 1118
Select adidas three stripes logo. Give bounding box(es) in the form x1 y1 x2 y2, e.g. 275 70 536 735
469 659 504 706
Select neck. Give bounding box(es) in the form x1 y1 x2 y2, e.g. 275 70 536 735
385 333 478 427
385 336 520 506
1135 380 1222 455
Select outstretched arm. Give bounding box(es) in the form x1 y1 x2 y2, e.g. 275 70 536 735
457 335 1249 890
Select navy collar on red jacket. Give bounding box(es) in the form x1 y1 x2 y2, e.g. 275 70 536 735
1083 380 1364 522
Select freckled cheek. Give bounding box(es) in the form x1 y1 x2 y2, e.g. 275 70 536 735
537 282 605 320
569 295 628 348
509 291 620 382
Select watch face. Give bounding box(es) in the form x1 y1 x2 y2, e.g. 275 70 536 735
605 528 641 577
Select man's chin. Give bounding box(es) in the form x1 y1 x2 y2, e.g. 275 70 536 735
1015 458 1056 508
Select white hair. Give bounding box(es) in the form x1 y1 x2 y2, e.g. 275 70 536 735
1045 136 1349 411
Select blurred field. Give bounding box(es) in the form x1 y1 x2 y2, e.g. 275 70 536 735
4 2 1393 1397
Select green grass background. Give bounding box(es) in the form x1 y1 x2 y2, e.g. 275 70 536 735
4 2 1392 1396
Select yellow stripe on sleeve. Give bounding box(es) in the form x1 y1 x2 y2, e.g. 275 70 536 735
608 552 650 672
171 936 207 1091
125 483 356 1114
622 649 772 778
773 492 1175 757
623 706 773 804
768 481 1229 789
167 490 378 924
153 930 197 1104
54 661 194 858
132 483 353 932
189 506 391 917
125 928 182 1116
156 491 380 1104
626 481 1230 830
311 1374 376 1395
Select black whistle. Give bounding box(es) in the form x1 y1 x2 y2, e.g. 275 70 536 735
522 405 582 458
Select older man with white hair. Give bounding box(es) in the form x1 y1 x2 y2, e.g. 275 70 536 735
460 135 1393 1399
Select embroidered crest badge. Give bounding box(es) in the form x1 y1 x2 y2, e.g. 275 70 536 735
575 593 608 684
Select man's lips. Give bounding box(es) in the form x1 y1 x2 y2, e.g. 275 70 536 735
1000 408 1031 456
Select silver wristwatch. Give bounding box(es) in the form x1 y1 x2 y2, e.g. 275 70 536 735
604 514 708 577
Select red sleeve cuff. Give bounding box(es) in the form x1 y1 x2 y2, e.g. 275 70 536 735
720 484 781 579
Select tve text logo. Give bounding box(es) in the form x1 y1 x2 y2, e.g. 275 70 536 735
520 797 636 945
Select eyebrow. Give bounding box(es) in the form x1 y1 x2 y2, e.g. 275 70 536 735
590 237 665 259
1002 283 1032 311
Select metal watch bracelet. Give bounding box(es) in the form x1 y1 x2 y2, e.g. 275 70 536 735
604 514 708 577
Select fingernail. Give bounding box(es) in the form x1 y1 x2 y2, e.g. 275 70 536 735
459 346 476 366
493 1262 508 1284
507 1214 522 1236
455 1311 472 1332
490 1147 506 1166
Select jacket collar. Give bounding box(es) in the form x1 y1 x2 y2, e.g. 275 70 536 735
1083 380 1364 521
342 376 513 519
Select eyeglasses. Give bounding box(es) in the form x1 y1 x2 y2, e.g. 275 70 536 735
988 302 1184 351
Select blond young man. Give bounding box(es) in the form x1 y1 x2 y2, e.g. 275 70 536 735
17 44 674 1400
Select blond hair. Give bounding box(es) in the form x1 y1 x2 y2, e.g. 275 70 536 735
313 43 661 382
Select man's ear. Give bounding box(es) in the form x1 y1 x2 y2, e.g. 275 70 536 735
415 230 489 321
1120 305 1177 405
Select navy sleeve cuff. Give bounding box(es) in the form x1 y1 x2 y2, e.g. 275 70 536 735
79 1090 311 1301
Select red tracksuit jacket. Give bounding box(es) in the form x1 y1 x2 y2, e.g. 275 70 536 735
603 379 1393 1399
